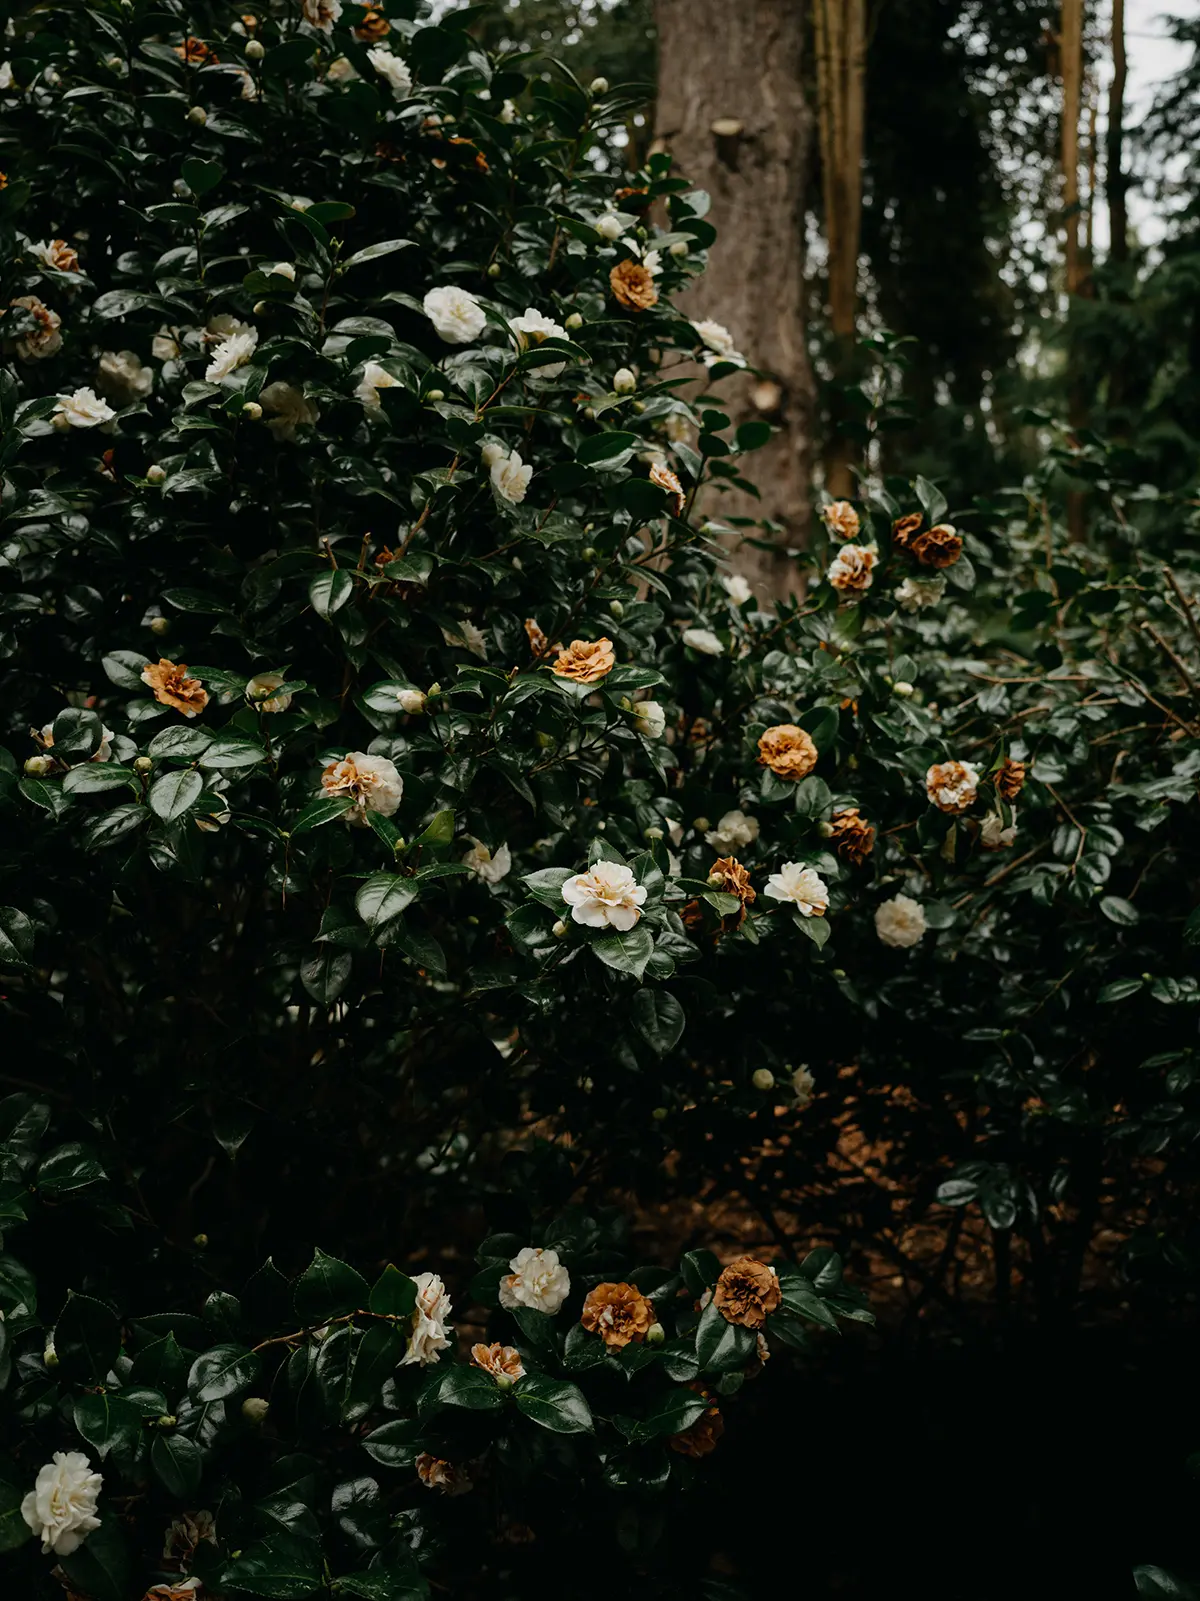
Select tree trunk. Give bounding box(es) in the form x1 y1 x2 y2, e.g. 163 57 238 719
1060 0 1087 538
1107 0 1127 265
654 0 814 601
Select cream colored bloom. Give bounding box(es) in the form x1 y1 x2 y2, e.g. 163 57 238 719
327 55 358 83
595 212 624 241
401 1272 452 1367
355 359 402 407
152 326 182 362
764 862 829 917
682 627 724 656
633 700 666 739
894 575 946 612
490 447 533 504
613 366 636 394
980 808 1018 850
422 284 485 344
367 45 412 96
163 1509 216 1564
874 893 926 948
246 673 292 714
498 1246 571 1314
29 238 80 273
454 619 489 659
205 328 257 382
722 573 752 606
320 751 403 824
498 98 517 124
706 810 760 854
395 687 427 714
561 860 647 932
827 543 877 594
10 295 62 360
926 760 980 814
462 840 512 883
270 261 296 281
0 64 13 91
302 0 341 30
259 381 319 441
510 306 569 378
792 1065 816 1108
692 319 738 359
21 1452 102 1556
822 500 861 540
96 349 152 404
53 387 115 428
205 314 252 344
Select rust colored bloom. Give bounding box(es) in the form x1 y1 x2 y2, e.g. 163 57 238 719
354 6 390 38
829 807 876 866
0 174 8 191
757 723 818 782
470 1342 525 1382
614 185 650 208
680 898 705 931
143 1586 203 1601
911 522 962 569
9 295 62 361
552 636 615 684
996 757 1026 802
524 617 550 656
891 512 923 550
174 37 218 64
448 136 489 172
650 461 686 516
141 659 209 718
713 1255 781 1329
580 1281 656 1349
609 259 658 311
709 857 755 906
375 140 405 165
416 1454 473 1496
822 500 861 541
37 239 80 273
669 1384 725 1458
241 13 260 29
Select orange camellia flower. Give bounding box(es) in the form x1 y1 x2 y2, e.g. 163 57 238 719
996 756 1026 802
821 500 861 540
143 1584 202 1601
669 1383 725 1458
649 461 686 516
470 1342 525 1382
580 1281 656 1349
709 857 755 906
609 259 658 311
141 659 209 718
416 1454 473 1496
925 759 980 814
524 617 550 656
34 239 80 273
757 723 818 782
712 1255 781 1329
891 512 923 549
354 6 390 39
174 37 218 64
910 522 963 569
551 637 615 684
829 806 876 865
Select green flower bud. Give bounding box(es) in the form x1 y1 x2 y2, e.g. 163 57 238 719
242 1397 270 1423
426 389 445 402
146 464 166 484
752 1068 775 1091
187 105 207 126
692 816 710 833
245 39 265 61
43 1339 58 1369
646 1322 665 1345
589 77 609 94
609 599 624 618
565 312 583 330
134 756 153 775
486 262 501 278
552 918 569 938
651 1106 668 1121
24 755 54 778
149 615 171 636
242 401 262 421
669 240 689 257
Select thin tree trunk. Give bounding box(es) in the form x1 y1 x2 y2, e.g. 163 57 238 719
1060 0 1087 538
814 0 867 499
1107 0 1128 265
654 0 814 600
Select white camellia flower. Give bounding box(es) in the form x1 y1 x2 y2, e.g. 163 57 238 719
874 893 927 948
498 98 518 124
981 808 1018 850
0 63 13 91
691 318 745 365
401 1272 452 1367
423 284 486 345
722 573 752 606
246 673 292 714
152 326 181 362
594 212 624 241
462 840 512 883
498 1246 571 1314
509 306 569 378
642 248 662 277
894 575 947 612
561 860 648 932
205 313 252 344
792 1065 816 1108
633 700 666 739
480 440 505 468
706 809 760 854
41 720 114 762
21 1452 102 1556
355 360 402 408
326 56 358 83
205 328 257 382
320 751 403 824
53 388 115 428
490 448 533 505
97 350 153 403
259 381 319 442
764 862 830 917
682 627 724 656
367 46 413 98
269 261 296 281
301 0 341 30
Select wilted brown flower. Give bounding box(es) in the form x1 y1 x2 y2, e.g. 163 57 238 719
552 637 615 683
609 259 659 311
9 295 63 361
669 1384 725 1458
709 857 755 906
829 807 876 865
0 173 8 191
470 1342 525 1382
614 185 650 208
827 544 877 593
650 461 686 516
996 757 1026 802
524 617 550 656
354 6 390 38
141 659 209 718
926 759 980 814
891 512 923 549
713 1255 781 1329
374 140 405 165
757 723 818 782
580 1281 656 1349
448 136 490 172
37 239 80 273
143 1586 203 1601
416 1454 473 1495
163 1511 216 1567
680 898 705 931
174 37 218 64
822 500 861 541
911 522 963 569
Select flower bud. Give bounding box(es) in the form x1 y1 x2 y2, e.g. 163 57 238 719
565 312 583 330
644 826 664 842
669 240 689 257
480 440 505 468
692 816 710 833
552 918 568 938
396 688 427 715
494 1373 515 1392
270 261 296 281
631 400 645 413
43 1339 58 1369
146 463 166 484
646 1322 665 1346
156 1414 178 1428
187 105 207 126
651 1106 668 1121
589 76 609 94
426 388 445 402
580 547 597 562
24 755 54 777
134 756 153 774
486 262 501 278
245 38 265 60
193 1232 208 1247
242 401 262 421
242 1397 270 1423
609 599 624 618
706 871 724 889
817 821 834 838
149 615 171 636
752 1068 775 1092
894 680 915 697
583 406 595 420
595 213 623 241
613 367 636 394
426 682 441 698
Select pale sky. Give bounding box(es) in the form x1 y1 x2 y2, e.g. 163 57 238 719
1101 0 1197 246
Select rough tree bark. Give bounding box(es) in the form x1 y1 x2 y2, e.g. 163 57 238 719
654 0 814 601
1107 0 1127 265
